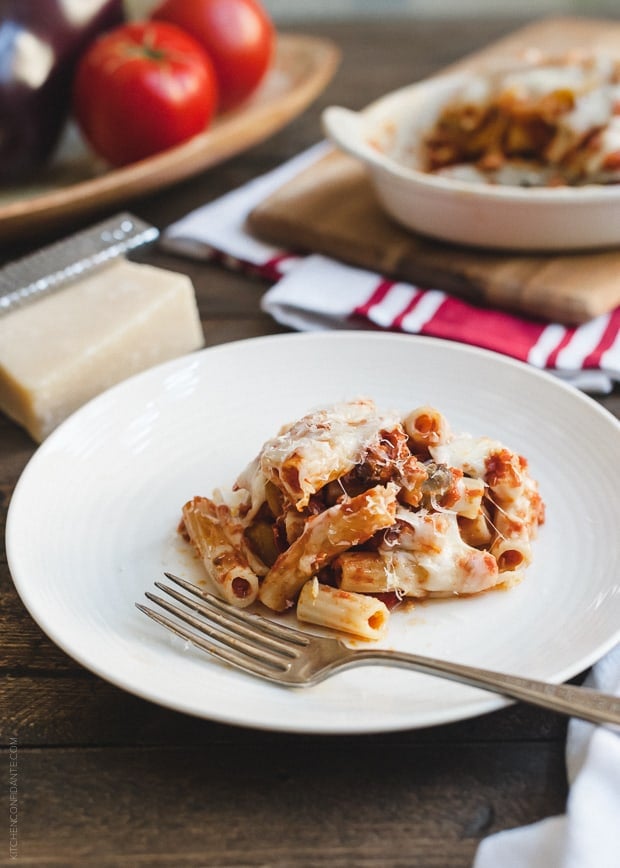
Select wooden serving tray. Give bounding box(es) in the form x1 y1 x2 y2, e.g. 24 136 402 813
248 18 620 325
0 34 340 243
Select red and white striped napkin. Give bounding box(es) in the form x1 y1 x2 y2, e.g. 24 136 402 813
161 143 620 393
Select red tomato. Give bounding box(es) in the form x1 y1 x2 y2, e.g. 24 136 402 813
151 0 274 111
73 21 218 166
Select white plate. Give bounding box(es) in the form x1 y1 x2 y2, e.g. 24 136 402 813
6 332 620 733
322 73 620 251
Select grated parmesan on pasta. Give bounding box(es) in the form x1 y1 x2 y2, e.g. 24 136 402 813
179 399 545 640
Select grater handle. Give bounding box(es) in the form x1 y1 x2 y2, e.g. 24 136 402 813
0 212 159 317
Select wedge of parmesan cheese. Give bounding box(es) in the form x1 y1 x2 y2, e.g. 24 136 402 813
0 258 204 442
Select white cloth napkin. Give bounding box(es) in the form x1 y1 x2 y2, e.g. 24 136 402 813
162 147 620 866
161 143 620 394
474 645 620 868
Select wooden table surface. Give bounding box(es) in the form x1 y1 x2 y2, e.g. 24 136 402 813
2 15 619 867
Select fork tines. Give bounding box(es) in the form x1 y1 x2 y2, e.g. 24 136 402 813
136 572 309 681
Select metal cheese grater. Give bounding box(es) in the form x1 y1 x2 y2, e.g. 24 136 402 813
0 213 160 317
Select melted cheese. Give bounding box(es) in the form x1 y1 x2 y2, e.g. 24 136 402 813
259 398 401 509
0 259 204 441
385 508 499 595
429 434 501 479
423 53 620 186
501 64 592 101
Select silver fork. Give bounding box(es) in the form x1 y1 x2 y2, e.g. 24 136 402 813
137 573 620 727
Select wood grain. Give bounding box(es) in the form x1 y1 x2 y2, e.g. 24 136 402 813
13 743 566 866
0 672 570 746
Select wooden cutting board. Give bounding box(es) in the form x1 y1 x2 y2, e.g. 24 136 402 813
248 17 620 325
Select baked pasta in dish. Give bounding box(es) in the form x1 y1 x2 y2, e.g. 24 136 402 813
421 51 620 187
179 399 545 641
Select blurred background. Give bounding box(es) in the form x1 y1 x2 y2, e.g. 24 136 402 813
127 0 616 20
262 1 615 20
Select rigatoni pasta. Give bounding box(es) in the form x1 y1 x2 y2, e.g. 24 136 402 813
419 51 620 188
297 579 390 641
180 497 260 607
179 399 545 640
258 482 398 612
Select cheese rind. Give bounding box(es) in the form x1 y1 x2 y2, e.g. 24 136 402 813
0 259 204 441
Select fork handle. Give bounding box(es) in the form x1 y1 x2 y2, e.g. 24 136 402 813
346 649 620 727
